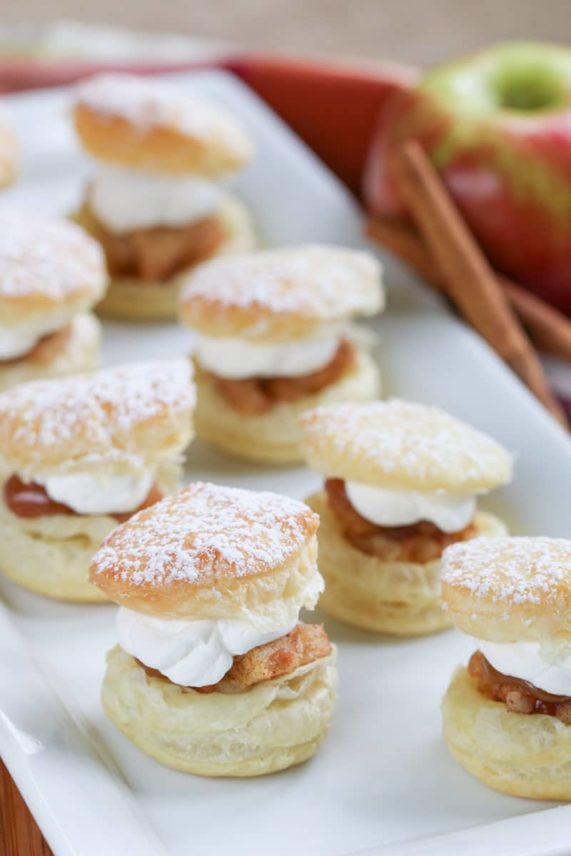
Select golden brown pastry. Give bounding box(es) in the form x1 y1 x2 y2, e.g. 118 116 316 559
0 360 195 601
442 536 571 800
0 106 19 188
72 73 256 320
300 399 512 635
179 245 384 463
0 212 106 391
90 481 337 776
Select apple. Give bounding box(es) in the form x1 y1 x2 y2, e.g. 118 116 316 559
364 43 571 312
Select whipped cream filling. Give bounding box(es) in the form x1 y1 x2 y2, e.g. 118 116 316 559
195 325 343 380
89 165 226 233
0 315 69 360
345 481 477 533
117 607 297 687
476 639 571 697
36 462 155 515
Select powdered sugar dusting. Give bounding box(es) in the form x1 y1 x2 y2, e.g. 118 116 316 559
76 73 251 149
91 482 318 586
181 246 383 329
0 360 194 469
301 399 512 490
442 537 571 607
0 212 105 302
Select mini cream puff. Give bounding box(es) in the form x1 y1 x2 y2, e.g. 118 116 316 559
89 481 337 777
300 400 512 635
179 245 384 464
72 73 256 321
0 212 106 391
0 360 194 601
442 537 571 800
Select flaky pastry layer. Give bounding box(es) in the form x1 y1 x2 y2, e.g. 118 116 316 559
102 645 337 776
307 490 507 636
193 347 381 464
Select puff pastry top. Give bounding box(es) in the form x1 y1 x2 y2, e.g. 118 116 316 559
300 399 512 493
90 482 322 622
0 213 106 324
0 360 194 477
179 245 384 342
74 73 254 176
442 536 571 642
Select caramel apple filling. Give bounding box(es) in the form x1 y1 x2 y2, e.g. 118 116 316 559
210 339 356 416
89 207 225 282
469 650 571 723
325 478 476 562
3 474 163 522
140 623 332 694
0 325 72 367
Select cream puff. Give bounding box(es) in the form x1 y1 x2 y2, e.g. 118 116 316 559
179 245 384 464
300 400 512 635
72 73 256 321
442 536 571 800
89 481 337 777
0 106 19 188
0 212 106 391
0 360 194 601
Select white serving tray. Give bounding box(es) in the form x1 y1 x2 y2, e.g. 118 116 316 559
1 70 571 856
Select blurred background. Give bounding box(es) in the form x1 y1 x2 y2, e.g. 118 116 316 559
1 0 569 66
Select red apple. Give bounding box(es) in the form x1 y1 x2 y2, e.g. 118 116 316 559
364 43 571 312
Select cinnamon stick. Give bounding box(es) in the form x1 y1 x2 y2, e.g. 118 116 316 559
393 140 567 426
365 216 571 362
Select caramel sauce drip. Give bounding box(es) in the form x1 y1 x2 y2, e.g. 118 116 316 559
325 478 475 562
469 650 571 723
3 474 162 522
211 338 356 416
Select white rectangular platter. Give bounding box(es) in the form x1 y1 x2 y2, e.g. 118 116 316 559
1 70 571 856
